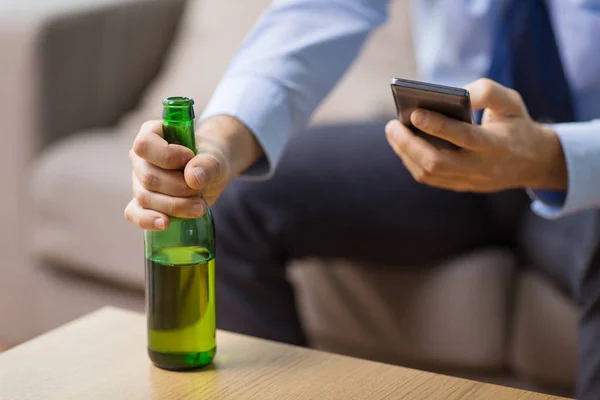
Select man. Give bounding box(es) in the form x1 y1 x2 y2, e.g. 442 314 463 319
124 1 600 398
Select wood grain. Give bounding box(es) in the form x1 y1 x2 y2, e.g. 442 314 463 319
0 307 570 400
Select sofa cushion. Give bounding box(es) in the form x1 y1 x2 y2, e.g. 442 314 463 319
508 270 578 388
31 131 145 290
289 248 518 370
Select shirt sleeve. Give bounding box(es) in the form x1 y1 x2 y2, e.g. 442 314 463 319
199 0 390 178
528 119 600 219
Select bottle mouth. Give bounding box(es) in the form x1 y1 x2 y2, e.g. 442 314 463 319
163 97 195 107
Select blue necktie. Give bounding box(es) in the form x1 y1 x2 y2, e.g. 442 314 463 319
483 0 576 124
483 0 575 205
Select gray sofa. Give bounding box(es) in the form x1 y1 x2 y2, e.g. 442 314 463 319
0 0 577 397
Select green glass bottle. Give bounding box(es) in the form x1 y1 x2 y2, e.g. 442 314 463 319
144 97 216 371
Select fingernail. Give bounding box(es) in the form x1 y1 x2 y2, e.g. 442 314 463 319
412 109 427 126
193 167 207 187
191 202 205 216
153 218 165 230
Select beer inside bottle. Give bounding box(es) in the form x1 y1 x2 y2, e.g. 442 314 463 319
144 97 216 370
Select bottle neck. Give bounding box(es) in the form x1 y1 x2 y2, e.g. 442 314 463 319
162 107 195 121
162 97 196 153
162 120 196 155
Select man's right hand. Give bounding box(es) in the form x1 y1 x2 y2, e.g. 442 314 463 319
124 115 263 231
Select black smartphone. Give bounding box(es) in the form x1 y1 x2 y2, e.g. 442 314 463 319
390 77 473 150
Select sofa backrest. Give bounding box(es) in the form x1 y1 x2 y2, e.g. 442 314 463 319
118 0 417 134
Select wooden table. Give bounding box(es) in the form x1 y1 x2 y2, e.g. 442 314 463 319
0 307 569 400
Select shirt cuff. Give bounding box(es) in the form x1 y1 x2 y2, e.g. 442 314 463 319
527 120 600 219
527 188 566 218
199 76 292 179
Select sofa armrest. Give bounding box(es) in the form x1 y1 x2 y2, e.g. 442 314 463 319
0 0 185 345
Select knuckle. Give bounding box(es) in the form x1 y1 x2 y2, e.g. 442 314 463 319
160 148 179 167
133 136 149 156
413 169 430 184
124 204 139 225
422 156 441 174
177 181 193 197
477 77 494 88
165 199 177 216
134 189 149 208
139 171 158 189
204 155 222 177
509 89 526 108
124 207 132 222
480 81 495 99
508 88 521 100
128 148 136 161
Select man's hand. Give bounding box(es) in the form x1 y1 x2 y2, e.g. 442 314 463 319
124 115 263 231
385 78 568 193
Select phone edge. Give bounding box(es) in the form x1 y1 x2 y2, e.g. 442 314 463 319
391 77 469 98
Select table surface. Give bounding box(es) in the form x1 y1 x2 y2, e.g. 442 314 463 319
0 307 569 400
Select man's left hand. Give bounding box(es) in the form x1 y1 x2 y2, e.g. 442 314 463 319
385 78 568 193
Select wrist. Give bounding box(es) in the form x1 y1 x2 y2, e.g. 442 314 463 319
196 115 263 176
531 124 568 191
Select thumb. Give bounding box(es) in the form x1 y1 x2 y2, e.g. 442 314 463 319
184 152 229 192
465 78 528 118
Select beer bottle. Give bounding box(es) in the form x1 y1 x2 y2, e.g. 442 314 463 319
144 97 216 370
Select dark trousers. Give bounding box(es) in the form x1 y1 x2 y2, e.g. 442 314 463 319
212 121 600 399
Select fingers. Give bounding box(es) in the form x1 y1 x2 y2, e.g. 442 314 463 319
465 78 527 117
184 152 229 192
126 120 216 230
132 174 206 219
410 109 486 150
124 199 170 231
130 150 199 197
395 147 473 192
133 120 195 170
386 120 468 176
